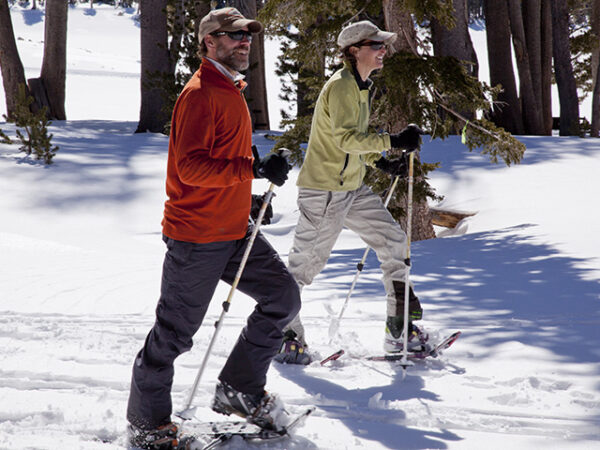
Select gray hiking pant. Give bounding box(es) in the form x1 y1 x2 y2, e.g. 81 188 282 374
127 228 300 430
286 184 410 343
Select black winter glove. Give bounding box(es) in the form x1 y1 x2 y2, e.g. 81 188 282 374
389 123 425 151
375 154 409 177
252 146 290 187
250 193 274 225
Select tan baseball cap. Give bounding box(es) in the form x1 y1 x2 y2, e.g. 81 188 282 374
198 7 263 43
337 20 397 49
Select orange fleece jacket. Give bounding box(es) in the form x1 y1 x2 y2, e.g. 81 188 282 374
162 59 255 243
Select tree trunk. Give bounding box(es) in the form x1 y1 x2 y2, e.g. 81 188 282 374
591 0 600 137
523 0 552 135
523 0 542 111
40 0 68 120
541 0 553 134
232 0 270 130
383 0 417 54
0 0 30 119
136 0 170 133
382 0 417 125
431 0 479 128
483 0 524 134
592 61 600 137
507 0 545 134
431 0 478 79
382 0 435 241
550 0 580 136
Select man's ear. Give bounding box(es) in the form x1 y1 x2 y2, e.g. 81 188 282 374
204 35 216 50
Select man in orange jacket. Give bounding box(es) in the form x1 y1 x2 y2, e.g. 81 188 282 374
126 8 299 449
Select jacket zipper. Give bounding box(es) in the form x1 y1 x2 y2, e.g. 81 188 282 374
339 154 349 186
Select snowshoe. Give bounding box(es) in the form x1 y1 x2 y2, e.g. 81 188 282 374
127 421 180 450
211 381 288 432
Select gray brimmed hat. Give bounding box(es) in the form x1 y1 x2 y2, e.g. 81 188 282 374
337 20 397 49
198 7 263 43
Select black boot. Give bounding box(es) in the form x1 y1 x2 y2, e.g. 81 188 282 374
392 280 423 320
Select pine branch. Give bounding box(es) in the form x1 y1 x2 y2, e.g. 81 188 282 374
386 16 525 165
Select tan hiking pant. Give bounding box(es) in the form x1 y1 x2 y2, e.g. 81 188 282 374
286 184 410 344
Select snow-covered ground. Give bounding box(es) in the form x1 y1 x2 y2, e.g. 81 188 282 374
1 5 599 450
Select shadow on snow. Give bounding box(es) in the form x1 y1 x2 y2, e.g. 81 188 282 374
5 120 167 210
278 224 599 447
313 224 599 365
276 363 461 449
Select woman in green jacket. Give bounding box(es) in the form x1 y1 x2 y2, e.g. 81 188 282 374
277 20 428 364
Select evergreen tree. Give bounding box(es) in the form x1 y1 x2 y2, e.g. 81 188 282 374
3 84 59 165
261 0 525 240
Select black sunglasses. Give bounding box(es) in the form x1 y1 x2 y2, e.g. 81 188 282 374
356 41 387 50
211 30 253 42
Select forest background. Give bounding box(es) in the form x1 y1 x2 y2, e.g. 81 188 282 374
1 0 599 239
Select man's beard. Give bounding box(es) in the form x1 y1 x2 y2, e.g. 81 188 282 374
216 44 250 72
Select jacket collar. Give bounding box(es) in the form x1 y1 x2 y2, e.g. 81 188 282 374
344 61 373 91
201 57 247 91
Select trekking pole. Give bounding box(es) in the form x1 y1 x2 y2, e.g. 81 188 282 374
177 149 288 423
399 150 416 376
328 175 401 343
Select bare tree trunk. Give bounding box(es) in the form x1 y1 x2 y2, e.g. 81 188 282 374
550 0 580 136
592 62 600 137
523 0 552 135
541 0 553 134
382 0 435 241
591 0 600 137
507 0 545 134
483 0 524 134
39 0 68 120
523 0 542 109
232 0 269 130
0 0 30 119
136 0 170 133
431 0 479 129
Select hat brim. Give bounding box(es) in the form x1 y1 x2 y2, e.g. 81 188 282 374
220 18 263 34
369 30 397 45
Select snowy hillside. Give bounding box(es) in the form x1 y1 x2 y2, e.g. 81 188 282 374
1 5 599 450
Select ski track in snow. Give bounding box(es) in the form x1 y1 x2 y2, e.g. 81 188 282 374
2 311 599 449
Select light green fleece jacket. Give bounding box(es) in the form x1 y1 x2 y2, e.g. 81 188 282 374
297 62 391 191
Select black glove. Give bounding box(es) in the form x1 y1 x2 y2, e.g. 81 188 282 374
375 154 408 177
389 124 425 151
250 193 274 225
252 146 290 187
